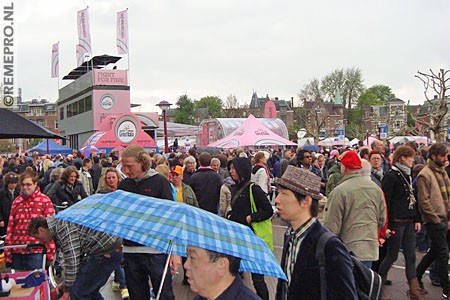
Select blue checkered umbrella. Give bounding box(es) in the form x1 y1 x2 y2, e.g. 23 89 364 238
55 190 286 281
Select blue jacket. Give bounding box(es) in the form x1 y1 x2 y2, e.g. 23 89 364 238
276 220 357 300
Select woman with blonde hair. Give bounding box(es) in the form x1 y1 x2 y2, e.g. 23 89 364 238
97 167 129 299
97 167 122 193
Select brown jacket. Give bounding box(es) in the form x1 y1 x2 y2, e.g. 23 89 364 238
416 166 450 224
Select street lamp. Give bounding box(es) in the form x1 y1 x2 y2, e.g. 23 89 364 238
156 100 172 154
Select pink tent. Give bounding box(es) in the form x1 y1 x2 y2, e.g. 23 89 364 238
208 115 297 148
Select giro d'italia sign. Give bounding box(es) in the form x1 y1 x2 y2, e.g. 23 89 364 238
116 120 137 143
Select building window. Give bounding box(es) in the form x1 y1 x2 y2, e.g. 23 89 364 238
78 99 85 113
85 96 92 111
66 95 93 119
37 120 46 127
69 134 78 149
67 103 74 118
60 107 64 120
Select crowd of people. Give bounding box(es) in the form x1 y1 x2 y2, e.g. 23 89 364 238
0 139 449 299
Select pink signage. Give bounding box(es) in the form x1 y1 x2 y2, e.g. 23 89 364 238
93 69 128 86
264 100 277 118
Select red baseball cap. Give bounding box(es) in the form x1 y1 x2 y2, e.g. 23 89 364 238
339 150 362 170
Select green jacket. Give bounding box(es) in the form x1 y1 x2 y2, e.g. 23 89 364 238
323 174 386 261
325 163 342 196
182 182 199 207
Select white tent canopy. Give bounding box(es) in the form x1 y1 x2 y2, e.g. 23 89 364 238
389 136 428 145
318 137 350 147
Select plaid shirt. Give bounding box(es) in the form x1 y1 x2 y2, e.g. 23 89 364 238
5 188 56 263
47 217 121 291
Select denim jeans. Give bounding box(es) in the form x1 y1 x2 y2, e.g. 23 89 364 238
111 252 126 289
70 251 122 300
12 253 44 271
416 222 449 294
123 253 174 300
416 224 430 252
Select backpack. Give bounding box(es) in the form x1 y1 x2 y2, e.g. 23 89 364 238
315 231 381 300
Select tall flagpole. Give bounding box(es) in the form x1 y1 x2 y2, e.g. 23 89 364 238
57 41 60 92
127 8 130 96
117 8 130 100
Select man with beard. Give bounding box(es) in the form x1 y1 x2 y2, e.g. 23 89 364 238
416 143 450 299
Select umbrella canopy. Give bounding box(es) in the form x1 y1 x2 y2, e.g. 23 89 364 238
55 190 286 281
80 145 100 156
26 139 72 155
195 146 222 155
208 114 296 148
302 144 320 152
0 108 64 139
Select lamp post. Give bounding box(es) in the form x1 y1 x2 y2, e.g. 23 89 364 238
156 100 172 154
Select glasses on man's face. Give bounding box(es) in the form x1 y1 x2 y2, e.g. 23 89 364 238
303 156 311 159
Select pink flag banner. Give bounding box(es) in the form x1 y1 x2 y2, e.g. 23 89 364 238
51 43 59 78
77 7 92 55
76 44 85 66
116 9 129 55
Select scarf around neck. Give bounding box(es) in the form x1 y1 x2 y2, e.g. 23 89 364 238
394 162 411 176
428 159 450 203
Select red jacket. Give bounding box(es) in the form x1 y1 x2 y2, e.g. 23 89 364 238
5 187 56 263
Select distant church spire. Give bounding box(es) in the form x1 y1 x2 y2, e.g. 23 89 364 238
334 87 342 105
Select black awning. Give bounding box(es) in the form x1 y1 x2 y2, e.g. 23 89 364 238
62 54 122 80
0 108 65 139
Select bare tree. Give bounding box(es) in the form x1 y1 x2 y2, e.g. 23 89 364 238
410 69 450 142
222 94 252 118
225 94 239 110
297 99 338 144
298 78 322 104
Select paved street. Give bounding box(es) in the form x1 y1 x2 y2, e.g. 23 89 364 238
102 217 446 299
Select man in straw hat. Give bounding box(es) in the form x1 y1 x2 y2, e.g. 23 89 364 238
323 150 386 268
274 165 357 299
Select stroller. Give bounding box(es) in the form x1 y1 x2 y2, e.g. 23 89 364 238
0 240 58 299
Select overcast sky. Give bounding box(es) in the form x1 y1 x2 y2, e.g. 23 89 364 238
12 0 450 112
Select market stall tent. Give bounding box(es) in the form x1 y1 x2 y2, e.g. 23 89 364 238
207 115 296 148
83 114 158 155
26 140 72 155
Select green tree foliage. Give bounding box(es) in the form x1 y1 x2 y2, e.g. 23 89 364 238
357 91 384 107
321 68 365 112
366 85 395 103
196 96 223 118
321 69 345 101
343 68 365 111
174 94 195 125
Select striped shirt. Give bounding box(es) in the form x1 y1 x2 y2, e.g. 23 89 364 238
284 218 317 285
